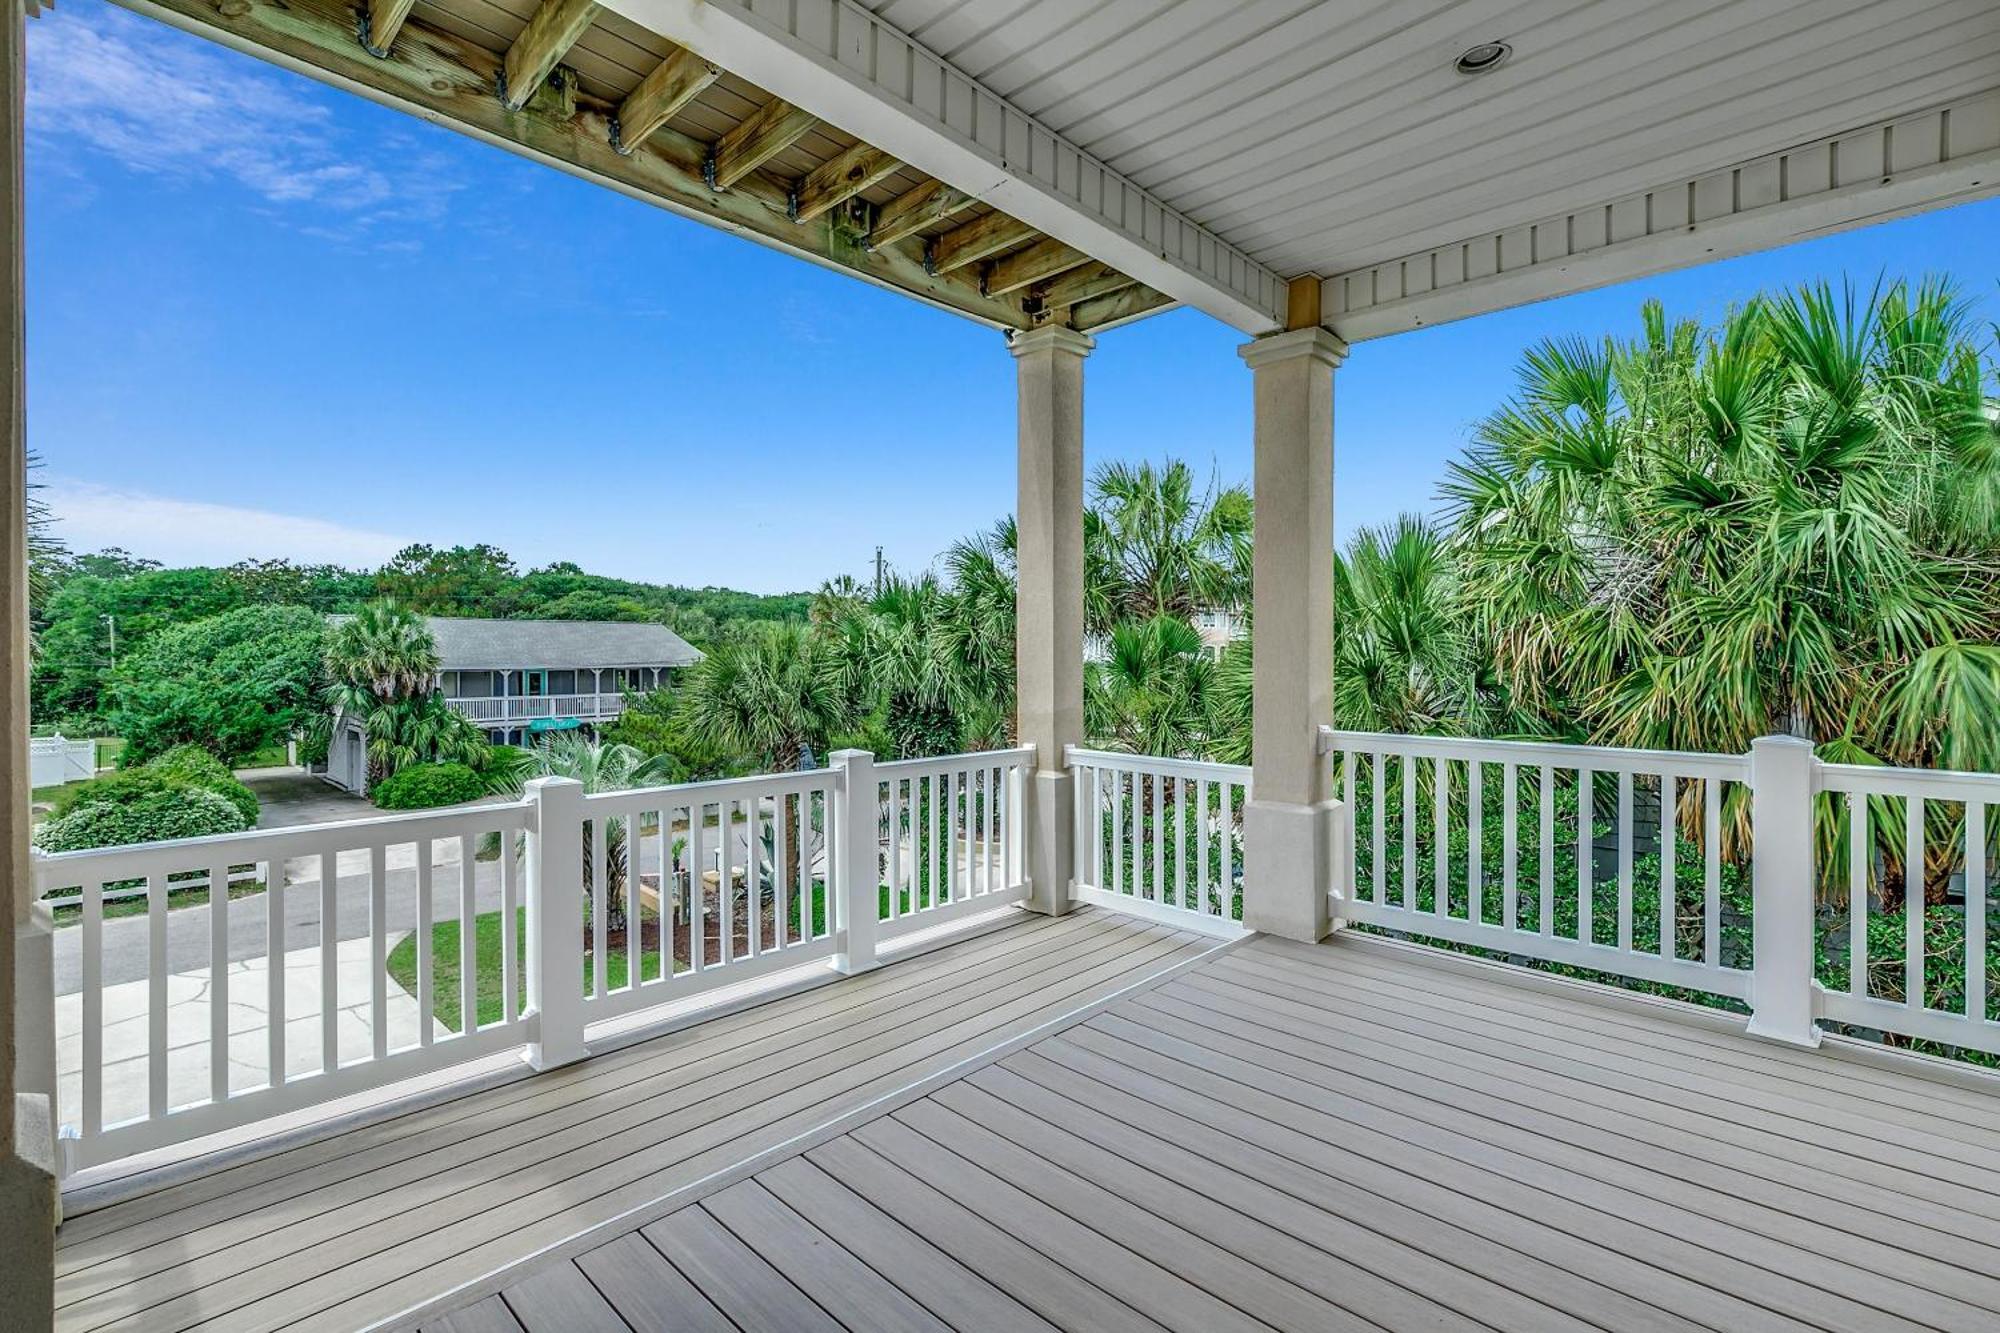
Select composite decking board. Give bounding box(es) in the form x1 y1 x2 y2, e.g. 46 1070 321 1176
847 1115 1276 1333
1123 977 2000 1326
1213 947 2000 1199
702 1177 952 1333
936 1070 1605 1333
56 906 1103 1254
645 1207 844 1332
75 921 1203 1333
1065 1015 1948 1333
285 929 1212 1333
53 912 1207 1332
495 1264 628 1333
1318 936 2000 1122
1256 940 2000 1159
1149 970 2000 1289
806 1134 1167 1333
572 1234 733 1333
894 1092 1420 1333
1020 1033 1766 1333
416 1295 524 1333
757 1156 1058 1333
983 1048 1695 1333
1176 963 2000 1232
55 910 1136 1282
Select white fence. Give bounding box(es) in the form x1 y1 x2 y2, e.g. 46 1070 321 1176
446 693 625 724
31 735 95 788
30 746 1033 1174
1067 747 1251 937
1322 728 2000 1060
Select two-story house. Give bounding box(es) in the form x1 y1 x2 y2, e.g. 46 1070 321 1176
323 617 702 792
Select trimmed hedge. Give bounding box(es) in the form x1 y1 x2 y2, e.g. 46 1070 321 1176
372 762 487 810
35 786 245 853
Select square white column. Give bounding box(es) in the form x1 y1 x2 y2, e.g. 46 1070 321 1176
1012 325 1092 915
1239 326 1346 941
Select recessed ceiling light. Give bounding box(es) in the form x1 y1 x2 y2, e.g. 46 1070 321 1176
1454 41 1512 75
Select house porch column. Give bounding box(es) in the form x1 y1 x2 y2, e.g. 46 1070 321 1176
1239 298 1346 942
1012 325 1091 916
2 0 59 1323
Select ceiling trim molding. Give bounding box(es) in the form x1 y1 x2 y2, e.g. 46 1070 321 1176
1323 89 2000 342
593 0 1286 334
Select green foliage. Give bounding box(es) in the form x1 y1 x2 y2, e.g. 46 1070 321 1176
145 745 261 824
107 605 327 765
371 762 488 810
35 785 245 852
33 567 243 720
677 621 848 772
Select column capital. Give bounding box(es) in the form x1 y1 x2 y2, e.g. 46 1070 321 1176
1238 325 1348 372
1009 325 1095 360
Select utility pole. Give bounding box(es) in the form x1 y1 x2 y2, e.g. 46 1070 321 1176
872 546 885 597
102 614 116 670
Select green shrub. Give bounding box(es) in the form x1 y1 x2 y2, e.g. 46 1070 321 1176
147 745 261 825
35 786 246 852
372 762 487 810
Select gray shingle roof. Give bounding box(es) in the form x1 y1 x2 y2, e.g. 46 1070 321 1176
329 616 703 671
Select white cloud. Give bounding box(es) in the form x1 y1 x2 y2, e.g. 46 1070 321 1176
27 4 461 242
44 478 409 568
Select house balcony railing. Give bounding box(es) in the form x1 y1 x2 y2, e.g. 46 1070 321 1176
444 692 625 724
19 729 1999 1185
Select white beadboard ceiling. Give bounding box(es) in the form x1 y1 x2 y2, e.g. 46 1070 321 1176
858 0 2000 280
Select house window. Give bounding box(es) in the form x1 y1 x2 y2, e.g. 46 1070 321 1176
548 670 577 696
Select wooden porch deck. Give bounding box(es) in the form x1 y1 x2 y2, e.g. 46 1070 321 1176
54 909 2000 1332
50 908 1218 1332
429 934 2000 1333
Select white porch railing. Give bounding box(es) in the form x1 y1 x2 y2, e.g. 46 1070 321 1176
446 693 625 724
1322 728 2000 1060
1066 747 1251 937
29 746 1033 1175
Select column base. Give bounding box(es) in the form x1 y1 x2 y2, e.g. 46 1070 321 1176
1242 797 1337 942
1025 768 1075 917
2 1095 59 1330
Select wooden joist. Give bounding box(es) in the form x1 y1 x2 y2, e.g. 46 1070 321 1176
985 238 1089 296
500 0 598 110
930 212 1038 275
1071 284 1174 332
614 46 718 155
793 142 900 223
136 0 1036 329
1031 263 1138 313
360 0 419 57
869 178 968 250
710 97 818 190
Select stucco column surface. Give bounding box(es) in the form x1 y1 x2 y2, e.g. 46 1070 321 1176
1240 326 1346 942
1012 325 1092 916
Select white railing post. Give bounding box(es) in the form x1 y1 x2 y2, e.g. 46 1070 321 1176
1746 735 1821 1047
831 750 879 974
524 776 588 1070
15 873 62 1182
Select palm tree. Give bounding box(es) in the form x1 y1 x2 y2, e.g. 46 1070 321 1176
529 735 675 932
1441 278 2000 902
676 621 849 773
327 600 440 701
1085 460 1252 634
1085 615 1215 759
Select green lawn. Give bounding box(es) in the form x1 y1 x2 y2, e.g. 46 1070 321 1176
385 907 670 1033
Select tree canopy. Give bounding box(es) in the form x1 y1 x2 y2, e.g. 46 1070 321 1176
107 604 328 765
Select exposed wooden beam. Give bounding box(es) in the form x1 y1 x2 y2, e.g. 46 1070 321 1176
129 0 1034 330
1071 284 1174 332
930 211 1038 275
792 142 900 224
1031 263 1137 313
1284 274 1322 332
985 238 1089 297
710 97 817 190
613 46 717 155
868 178 967 250
500 0 598 111
360 0 419 57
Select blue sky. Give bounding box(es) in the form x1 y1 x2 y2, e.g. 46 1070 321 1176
26 0 2000 594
